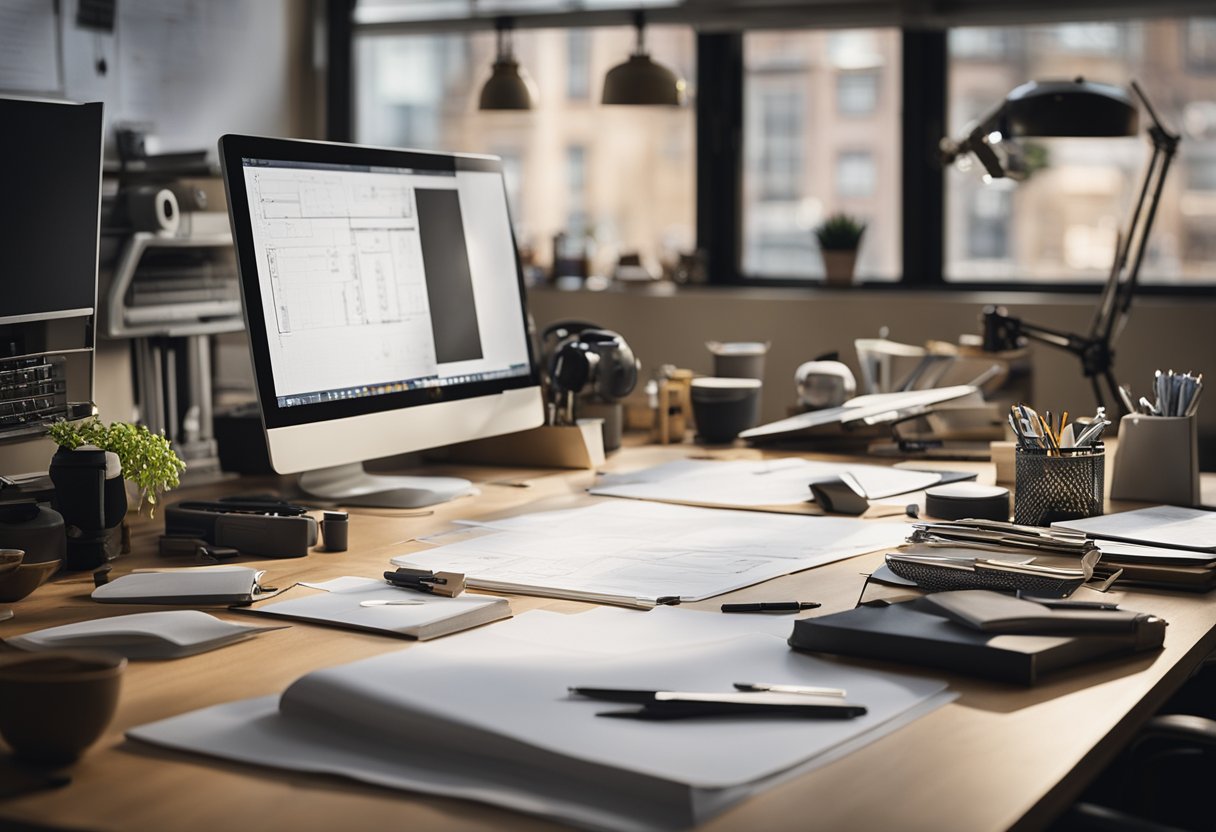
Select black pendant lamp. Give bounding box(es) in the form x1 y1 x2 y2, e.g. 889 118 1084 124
479 19 536 111
601 11 685 106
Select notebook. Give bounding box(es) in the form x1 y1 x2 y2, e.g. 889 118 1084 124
241 577 511 640
4 610 285 659
1054 506 1216 553
91 567 275 605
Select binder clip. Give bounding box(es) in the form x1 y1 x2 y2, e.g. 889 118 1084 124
383 567 465 597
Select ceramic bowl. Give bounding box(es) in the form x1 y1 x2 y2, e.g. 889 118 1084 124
0 649 126 765
0 558 60 603
0 549 22 576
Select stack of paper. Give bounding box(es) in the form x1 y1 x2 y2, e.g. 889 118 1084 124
395 501 909 608
4 610 283 660
590 458 944 510
129 607 953 831
1054 507 1216 590
243 577 511 640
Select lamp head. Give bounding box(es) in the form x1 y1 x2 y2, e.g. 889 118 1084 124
601 11 684 106
479 19 536 111
1003 78 1138 138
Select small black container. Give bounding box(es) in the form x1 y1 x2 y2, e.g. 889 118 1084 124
48 446 127 571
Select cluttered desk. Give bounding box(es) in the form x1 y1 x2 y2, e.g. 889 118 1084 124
3 445 1216 832
3 106 1216 832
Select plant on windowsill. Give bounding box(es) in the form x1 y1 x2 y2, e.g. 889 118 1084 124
814 213 866 286
47 417 187 517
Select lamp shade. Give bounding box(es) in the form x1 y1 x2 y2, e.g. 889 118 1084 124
601 55 684 106
479 58 536 110
1002 79 1138 138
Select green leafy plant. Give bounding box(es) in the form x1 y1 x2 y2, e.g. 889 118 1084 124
814 213 867 251
48 418 186 514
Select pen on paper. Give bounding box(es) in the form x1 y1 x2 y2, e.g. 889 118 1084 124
721 601 821 613
733 682 847 697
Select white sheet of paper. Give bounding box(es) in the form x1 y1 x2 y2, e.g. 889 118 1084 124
591 458 941 506
129 610 952 832
396 501 908 607
1054 506 1216 552
4 610 280 660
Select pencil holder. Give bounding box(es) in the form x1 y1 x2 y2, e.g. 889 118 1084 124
1014 446 1105 527
1110 414 1200 507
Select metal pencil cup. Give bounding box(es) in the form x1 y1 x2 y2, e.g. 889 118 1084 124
1014 446 1105 527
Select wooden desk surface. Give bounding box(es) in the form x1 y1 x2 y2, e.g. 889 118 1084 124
2 443 1214 832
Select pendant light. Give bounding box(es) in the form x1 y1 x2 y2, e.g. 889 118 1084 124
479 18 537 111
601 11 685 106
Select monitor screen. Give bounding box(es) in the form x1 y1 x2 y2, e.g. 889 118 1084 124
220 135 542 480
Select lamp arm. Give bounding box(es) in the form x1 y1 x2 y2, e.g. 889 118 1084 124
940 103 1008 179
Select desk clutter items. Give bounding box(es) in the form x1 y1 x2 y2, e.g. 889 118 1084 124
795 359 857 411
1111 369 1203 506
740 385 980 443
383 567 465 596
127 607 951 832
653 366 693 444
0 548 61 603
1008 403 1107 526
162 499 317 558
884 519 1108 597
542 321 640 452
0 650 126 765
689 378 762 443
1053 506 1216 590
4 610 284 660
923 482 1010 521
0 500 66 565
319 511 349 552
396 500 909 608
241 576 509 640
47 444 127 571
590 457 950 513
91 566 277 605
790 590 1166 685
707 340 768 380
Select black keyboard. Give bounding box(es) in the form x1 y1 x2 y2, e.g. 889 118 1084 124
0 356 68 429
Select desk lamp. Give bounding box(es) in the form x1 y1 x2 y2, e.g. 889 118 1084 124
940 78 1180 414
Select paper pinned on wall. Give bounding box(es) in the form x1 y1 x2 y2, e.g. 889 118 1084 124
0 0 61 93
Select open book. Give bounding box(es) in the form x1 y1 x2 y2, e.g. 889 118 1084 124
129 608 952 832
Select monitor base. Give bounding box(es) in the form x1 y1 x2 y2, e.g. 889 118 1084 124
298 463 474 509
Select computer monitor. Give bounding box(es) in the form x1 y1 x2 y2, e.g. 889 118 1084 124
218 135 543 507
0 98 103 449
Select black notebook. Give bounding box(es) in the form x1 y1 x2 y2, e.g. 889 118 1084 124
788 597 1166 685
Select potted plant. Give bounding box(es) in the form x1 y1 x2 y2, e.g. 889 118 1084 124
47 418 186 517
814 213 866 286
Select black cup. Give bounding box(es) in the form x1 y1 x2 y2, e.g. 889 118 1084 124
690 378 762 443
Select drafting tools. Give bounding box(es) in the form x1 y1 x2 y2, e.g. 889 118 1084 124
383 567 465 597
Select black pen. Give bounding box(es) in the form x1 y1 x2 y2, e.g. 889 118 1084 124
721 601 821 613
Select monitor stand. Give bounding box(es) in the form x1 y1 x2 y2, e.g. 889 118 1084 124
298 463 474 508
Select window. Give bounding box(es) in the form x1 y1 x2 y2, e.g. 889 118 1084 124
946 18 1216 284
742 29 901 281
356 26 696 275
836 151 876 198
836 72 878 116
567 29 591 100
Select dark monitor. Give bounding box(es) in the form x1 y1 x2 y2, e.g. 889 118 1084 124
0 98 104 445
219 135 544 507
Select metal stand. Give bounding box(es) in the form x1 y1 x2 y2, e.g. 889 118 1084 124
981 82 1180 415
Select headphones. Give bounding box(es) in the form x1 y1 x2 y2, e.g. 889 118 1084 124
541 320 640 402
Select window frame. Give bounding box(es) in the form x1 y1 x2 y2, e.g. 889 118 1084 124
334 10 1216 295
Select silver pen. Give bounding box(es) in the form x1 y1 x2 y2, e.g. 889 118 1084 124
733 682 847 698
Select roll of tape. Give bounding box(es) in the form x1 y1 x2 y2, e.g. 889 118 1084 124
128 186 180 234
924 482 1010 522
